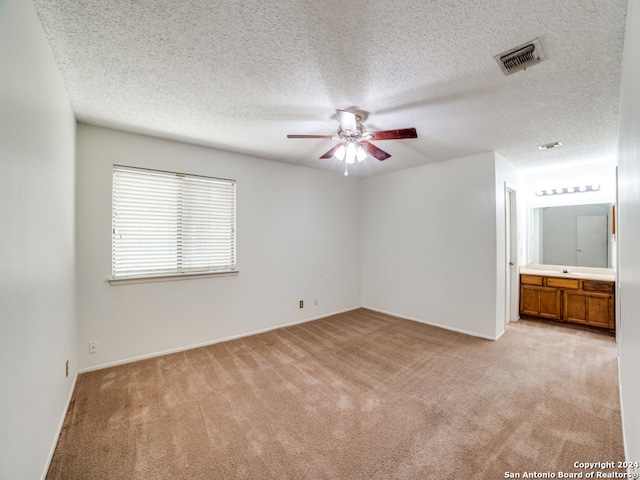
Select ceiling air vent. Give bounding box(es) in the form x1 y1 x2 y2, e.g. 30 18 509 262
495 37 545 75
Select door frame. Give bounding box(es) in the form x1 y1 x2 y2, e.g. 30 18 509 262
505 184 519 328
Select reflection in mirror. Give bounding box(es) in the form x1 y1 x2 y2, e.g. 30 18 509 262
528 203 614 268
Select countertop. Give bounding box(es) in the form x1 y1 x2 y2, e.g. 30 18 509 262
519 264 615 282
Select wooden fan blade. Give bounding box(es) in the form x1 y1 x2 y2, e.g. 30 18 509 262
370 128 418 140
287 134 335 139
336 109 357 133
360 141 391 161
319 143 343 159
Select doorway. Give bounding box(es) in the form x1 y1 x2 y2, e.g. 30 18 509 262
505 186 518 328
577 214 608 267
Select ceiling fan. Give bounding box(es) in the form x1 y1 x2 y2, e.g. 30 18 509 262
287 109 418 175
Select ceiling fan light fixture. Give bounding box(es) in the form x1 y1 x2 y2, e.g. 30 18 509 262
356 144 367 162
334 144 346 161
345 141 358 164
335 140 368 165
288 109 417 172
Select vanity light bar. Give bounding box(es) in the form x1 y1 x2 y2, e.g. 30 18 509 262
535 184 600 196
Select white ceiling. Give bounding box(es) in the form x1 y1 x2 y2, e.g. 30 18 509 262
32 0 628 177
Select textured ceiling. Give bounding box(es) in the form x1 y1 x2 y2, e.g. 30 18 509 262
32 0 628 177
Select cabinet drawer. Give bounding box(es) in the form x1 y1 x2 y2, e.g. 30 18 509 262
582 280 615 293
521 275 544 286
546 277 580 289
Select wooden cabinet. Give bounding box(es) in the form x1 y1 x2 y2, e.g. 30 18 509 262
520 285 562 319
520 274 561 319
519 274 615 330
564 291 614 328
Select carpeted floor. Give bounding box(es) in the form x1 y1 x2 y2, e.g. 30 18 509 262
46 308 624 479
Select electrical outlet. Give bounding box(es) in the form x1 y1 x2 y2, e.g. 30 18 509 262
89 341 98 354
65 360 69 378
299 300 304 308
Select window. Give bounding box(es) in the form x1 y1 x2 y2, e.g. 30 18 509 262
111 165 236 281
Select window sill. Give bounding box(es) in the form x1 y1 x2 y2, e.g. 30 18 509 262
108 270 239 286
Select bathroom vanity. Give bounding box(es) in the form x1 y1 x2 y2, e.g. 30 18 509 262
519 265 615 331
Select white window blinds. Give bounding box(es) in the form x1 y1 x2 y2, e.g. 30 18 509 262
112 165 236 279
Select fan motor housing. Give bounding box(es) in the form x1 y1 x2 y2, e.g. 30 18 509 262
337 122 369 140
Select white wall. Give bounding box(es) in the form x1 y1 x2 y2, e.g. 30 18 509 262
617 0 640 465
76 125 361 370
361 152 518 340
522 161 617 268
0 2 77 479
524 161 616 209
494 153 525 336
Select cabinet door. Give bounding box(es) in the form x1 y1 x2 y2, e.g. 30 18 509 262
539 288 562 319
520 285 542 315
564 291 614 329
520 285 561 319
564 291 588 324
587 294 614 329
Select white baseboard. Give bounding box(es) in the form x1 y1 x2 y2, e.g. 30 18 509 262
44 304 497 477
40 371 78 480
617 355 633 470
362 306 499 341
78 306 361 373
78 304 501 375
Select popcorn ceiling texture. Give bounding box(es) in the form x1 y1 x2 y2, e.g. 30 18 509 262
32 0 628 176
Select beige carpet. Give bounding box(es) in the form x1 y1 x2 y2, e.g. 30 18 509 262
47 308 624 479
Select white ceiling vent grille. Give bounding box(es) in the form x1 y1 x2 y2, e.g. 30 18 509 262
495 38 545 75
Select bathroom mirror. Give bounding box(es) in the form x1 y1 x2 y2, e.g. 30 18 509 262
527 203 614 268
